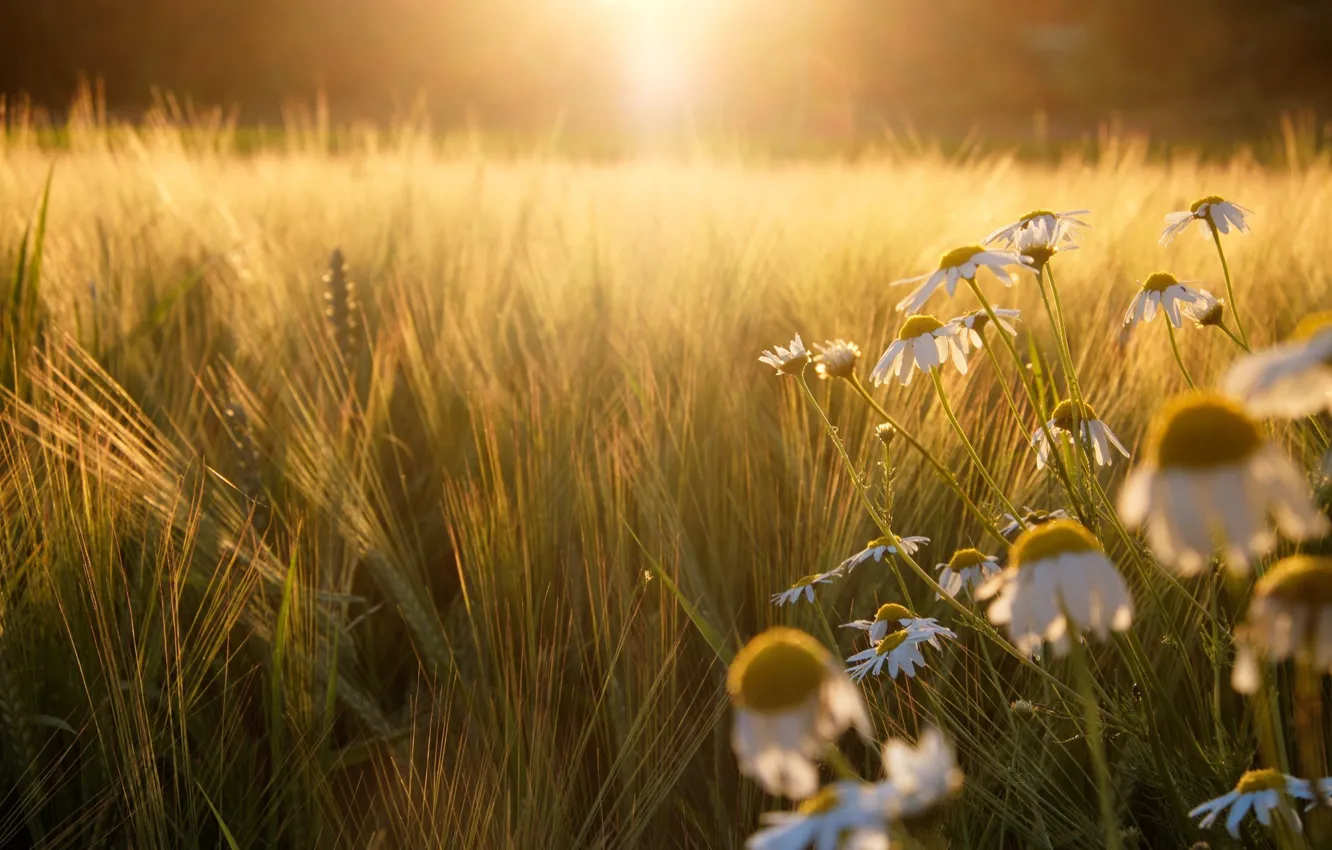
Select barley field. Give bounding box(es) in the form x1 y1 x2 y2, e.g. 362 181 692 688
2 110 1332 849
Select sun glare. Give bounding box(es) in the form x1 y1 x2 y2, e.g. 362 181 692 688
598 0 711 124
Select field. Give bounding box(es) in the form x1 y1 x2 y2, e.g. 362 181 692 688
1 111 1331 848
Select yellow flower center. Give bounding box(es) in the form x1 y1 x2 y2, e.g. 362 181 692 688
727 628 831 713
1190 195 1226 214
1023 245 1056 267
792 574 824 588
1010 519 1101 569
1146 393 1262 470
875 629 910 655
938 245 985 270
797 785 843 815
947 548 988 570
1020 209 1057 222
1236 768 1286 793
963 310 993 333
1194 301 1226 327
1050 399 1099 431
875 602 912 622
1141 272 1179 293
1291 311 1332 341
898 314 945 340
1255 556 1332 608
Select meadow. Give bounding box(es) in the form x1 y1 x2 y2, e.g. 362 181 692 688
1 104 1332 848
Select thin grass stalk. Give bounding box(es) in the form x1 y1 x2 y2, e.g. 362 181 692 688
928 370 1024 523
1210 228 1250 348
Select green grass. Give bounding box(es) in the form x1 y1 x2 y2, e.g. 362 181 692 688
1 108 1331 848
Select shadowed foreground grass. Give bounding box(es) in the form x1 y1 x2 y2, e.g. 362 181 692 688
0 121 1330 847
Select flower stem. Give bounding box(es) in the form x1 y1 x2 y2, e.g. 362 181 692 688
1215 321 1251 353
930 369 1025 523
1210 228 1250 348
1067 629 1121 850
1164 319 1197 389
978 332 1027 430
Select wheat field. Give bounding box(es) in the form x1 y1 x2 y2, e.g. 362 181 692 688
1 111 1331 848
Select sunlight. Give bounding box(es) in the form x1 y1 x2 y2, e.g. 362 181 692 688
597 0 713 124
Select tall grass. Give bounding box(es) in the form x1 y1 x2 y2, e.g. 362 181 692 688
1 101 1331 847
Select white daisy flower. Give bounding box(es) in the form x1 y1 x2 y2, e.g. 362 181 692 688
1232 556 1332 694
936 548 1001 598
998 508 1070 541
946 308 1020 353
746 782 886 850
729 628 871 799
979 519 1134 657
840 602 958 647
813 339 862 381
889 246 1028 314
869 727 965 821
845 629 930 681
1012 216 1082 273
836 536 931 575
985 208 1090 251
771 572 839 606
1161 195 1253 245
1121 272 1211 329
760 333 811 376
1182 290 1227 328
1030 399 1130 470
1117 392 1330 576
1223 312 1332 418
1189 769 1312 838
870 315 967 387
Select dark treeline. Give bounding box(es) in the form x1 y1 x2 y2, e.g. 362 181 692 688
2 0 1331 137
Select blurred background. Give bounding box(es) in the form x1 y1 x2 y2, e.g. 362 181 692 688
2 0 1332 145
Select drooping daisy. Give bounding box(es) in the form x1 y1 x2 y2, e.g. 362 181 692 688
870 315 967 387
1188 769 1313 838
936 548 1002 598
1012 216 1081 273
1117 392 1330 575
874 423 896 446
1030 399 1130 469
840 602 958 647
869 727 965 821
728 628 871 799
837 536 931 575
1232 556 1332 693
746 782 886 850
1161 195 1253 245
760 334 811 376
772 572 839 606
889 246 1028 315
1182 290 1227 329
845 629 931 681
946 308 1021 353
813 339 862 381
1122 272 1211 329
1223 312 1332 418
999 508 1070 541
985 209 1090 251
979 519 1134 657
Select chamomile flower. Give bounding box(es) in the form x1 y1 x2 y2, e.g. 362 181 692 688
1232 556 1332 694
1122 272 1211 328
746 782 886 850
1118 392 1330 575
999 508 1070 541
889 246 1027 314
845 629 930 681
936 548 1001 598
874 423 896 446
1188 769 1312 838
984 209 1090 250
729 628 871 799
979 519 1134 657
870 315 967 387
813 339 862 381
760 334 811 376
840 603 958 647
1224 312 1332 419
1183 290 1227 328
1161 195 1253 245
1030 399 1130 469
872 727 965 821
772 572 839 606
1013 217 1081 273
946 308 1021 353
837 536 931 575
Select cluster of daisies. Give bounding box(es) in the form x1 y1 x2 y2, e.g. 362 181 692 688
739 196 1332 847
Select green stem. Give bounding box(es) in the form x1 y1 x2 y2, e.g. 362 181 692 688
1164 319 1197 389
930 369 1025 523
1215 321 1251 353
1210 228 1250 348
1068 627 1121 850
979 331 1027 431
1042 262 1083 404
